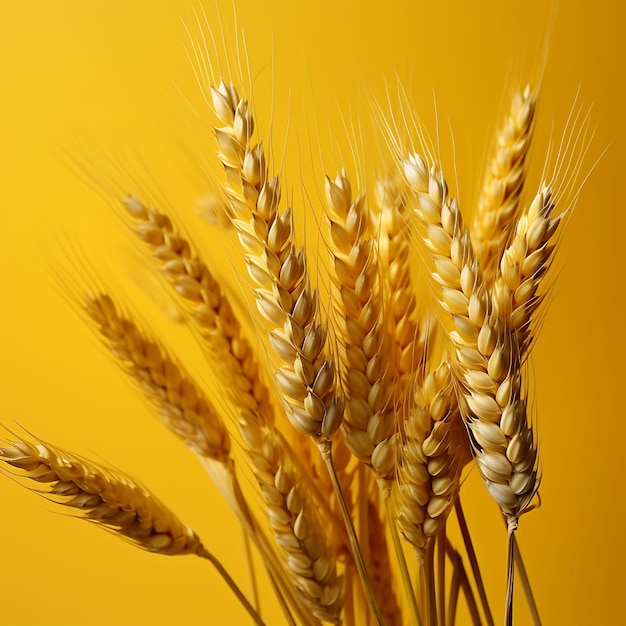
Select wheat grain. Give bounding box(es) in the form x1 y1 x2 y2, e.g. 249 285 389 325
472 87 536 284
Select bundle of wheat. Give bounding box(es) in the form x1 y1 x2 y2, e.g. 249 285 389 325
1 9 596 626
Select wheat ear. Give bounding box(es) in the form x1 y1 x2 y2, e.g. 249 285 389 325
324 172 397 486
85 293 231 462
472 86 536 283
396 360 469 557
0 436 266 625
0 436 204 555
374 174 426 396
123 196 274 424
403 153 540 529
210 79 343 443
402 154 488 351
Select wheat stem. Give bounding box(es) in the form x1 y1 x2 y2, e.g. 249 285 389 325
446 550 461 626
505 526 516 626
454 498 494 626
319 440 383 625
386 496 422 626
424 541 437 626
197 546 268 626
369 492 402 623
444 539 481 626
436 528 446 626
513 536 541 625
241 525 260 613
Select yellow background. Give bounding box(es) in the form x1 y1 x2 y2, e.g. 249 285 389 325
1 1 624 624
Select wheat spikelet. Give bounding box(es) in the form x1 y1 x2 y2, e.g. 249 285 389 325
123 195 274 424
396 360 469 557
85 293 231 463
210 79 343 443
324 172 397 484
472 86 536 283
0 436 205 556
239 417 344 623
